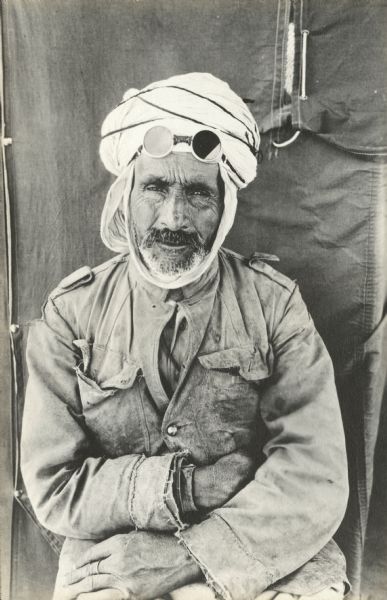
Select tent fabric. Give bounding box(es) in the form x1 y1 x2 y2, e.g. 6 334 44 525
289 0 387 155
1 1 386 600
228 132 387 596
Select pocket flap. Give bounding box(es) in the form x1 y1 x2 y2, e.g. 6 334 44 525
99 361 140 390
198 345 272 381
74 340 140 391
75 361 140 409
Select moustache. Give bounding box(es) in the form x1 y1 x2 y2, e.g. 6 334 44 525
142 228 205 250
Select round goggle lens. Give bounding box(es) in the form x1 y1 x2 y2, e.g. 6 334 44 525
192 130 222 161
142 126 222 162
143 126 173 157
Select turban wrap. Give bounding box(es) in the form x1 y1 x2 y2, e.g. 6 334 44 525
99 72 260 288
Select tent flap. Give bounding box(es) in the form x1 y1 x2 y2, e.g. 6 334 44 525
291 0 387 155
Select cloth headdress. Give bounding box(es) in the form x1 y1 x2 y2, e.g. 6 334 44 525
99 72 260 288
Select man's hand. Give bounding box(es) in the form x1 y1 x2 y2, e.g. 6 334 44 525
61 531 202 600
193 450 255 510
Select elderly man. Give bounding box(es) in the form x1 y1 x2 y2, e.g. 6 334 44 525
21 73 349 600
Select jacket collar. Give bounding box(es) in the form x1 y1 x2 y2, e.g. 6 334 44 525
128 254 220 306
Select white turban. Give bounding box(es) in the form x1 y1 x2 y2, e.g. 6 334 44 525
99 72 260 289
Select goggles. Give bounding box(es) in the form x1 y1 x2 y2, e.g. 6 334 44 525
142 125 222 162
135 125 244 184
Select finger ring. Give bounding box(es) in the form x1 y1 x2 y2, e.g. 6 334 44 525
90 560 101 576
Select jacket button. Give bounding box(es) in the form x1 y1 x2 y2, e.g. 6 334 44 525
167 424 178 436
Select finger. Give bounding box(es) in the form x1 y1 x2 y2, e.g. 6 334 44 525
78 590 123 600
299 584 345 600
63 563 91 586
254 591 279 600
63 560 104 586
75 539 115 569
62 574 116 597
170 582 218 599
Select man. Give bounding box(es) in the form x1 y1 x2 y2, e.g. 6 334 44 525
21 73 349 600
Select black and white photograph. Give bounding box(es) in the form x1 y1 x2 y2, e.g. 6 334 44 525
0 2 386 600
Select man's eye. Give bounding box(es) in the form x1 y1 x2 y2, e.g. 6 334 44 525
189 188 210 198
145 184 166 193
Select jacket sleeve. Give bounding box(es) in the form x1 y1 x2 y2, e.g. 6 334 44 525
177 284 349 600
21 296 187 539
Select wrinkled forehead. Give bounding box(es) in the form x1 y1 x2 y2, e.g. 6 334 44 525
134 152 221 188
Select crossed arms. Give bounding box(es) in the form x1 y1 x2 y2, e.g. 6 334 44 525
21 285 349 600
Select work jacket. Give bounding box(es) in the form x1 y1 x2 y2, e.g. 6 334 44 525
21 248 349 600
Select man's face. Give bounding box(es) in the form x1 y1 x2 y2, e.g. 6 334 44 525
129 152 223 278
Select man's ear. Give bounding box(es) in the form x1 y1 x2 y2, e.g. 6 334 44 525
217 171 225 212
131 162 136 192
110 166 137 243
127 165 136 213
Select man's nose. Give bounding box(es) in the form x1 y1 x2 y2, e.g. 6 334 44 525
159 189 189 230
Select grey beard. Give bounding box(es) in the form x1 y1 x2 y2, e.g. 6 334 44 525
133 226 210 279
139 243 208 279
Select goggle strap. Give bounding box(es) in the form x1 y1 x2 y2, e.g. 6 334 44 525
117 84 258 155
222 155 245 185
137 96 255 155
102 117 164 140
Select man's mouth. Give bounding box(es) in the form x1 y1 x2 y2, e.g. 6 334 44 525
158 240 189 249
143 228 203 251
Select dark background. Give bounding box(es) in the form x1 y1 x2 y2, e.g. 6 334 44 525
0 1 386 599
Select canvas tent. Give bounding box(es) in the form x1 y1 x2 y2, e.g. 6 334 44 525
0 1 386 599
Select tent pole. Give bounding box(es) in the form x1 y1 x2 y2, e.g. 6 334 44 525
0 2 16 599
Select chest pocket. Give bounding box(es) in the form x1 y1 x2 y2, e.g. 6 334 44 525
194 346 272 459
198 345 272 387
73 340 149 456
